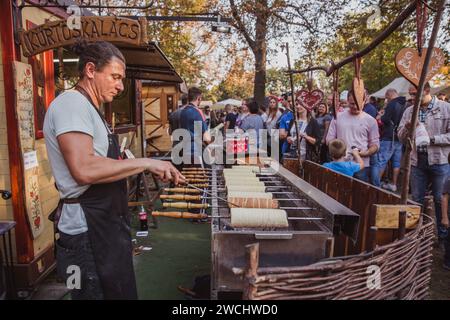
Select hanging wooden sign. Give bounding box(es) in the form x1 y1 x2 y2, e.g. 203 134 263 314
296 89 324 112
19 16 148 57
13 61 45 239
395 47 445 87
351 57 365 111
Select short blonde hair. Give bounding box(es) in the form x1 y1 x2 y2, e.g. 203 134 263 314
328 139 347 160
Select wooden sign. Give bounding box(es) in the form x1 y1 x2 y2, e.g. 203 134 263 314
13 62 45 239
374 205 420 229
296 89 324 112
352 57 365 111
20 16 148 57
13 61 35 151
395 47 445 87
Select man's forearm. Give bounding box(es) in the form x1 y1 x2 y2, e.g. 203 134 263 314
74 156 148 185
360 144 379 157
432 132 450 146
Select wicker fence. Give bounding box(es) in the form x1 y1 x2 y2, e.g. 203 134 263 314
241 213 434 300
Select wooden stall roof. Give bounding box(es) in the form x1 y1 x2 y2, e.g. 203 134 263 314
120 42 183 83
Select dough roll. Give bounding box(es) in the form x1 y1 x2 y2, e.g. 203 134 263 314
230 208 288 228
228 197 278 209
226 185 266 192
227 191 272 199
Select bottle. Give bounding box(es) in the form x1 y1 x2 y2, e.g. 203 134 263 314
138 205 148 231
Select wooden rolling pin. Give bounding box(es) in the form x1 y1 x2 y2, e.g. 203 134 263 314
164 188 201 194
185 178 209 183
163 202 209 209
183 183 209 188
160 194 202 201
152 211 208 219
181 174 210 178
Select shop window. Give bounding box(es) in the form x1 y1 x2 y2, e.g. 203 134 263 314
104 79 139 133
53 47 79 95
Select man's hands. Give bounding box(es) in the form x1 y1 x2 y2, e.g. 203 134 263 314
351 148 360 158
144 159 185 185
351 147 365 170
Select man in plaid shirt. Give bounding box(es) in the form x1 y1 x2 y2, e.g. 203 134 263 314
398 83 450 240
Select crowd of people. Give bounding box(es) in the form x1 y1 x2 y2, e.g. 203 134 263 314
169 86 449 270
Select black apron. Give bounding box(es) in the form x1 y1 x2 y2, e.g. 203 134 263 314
69 86 137 299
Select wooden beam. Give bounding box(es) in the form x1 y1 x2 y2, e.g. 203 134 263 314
243 243 259 300
289 0 417 76
374 205 420 229
0 0 34 263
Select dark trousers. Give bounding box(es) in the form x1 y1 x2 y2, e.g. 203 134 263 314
445 227 450 267
56 231 103 300
411 153 449 239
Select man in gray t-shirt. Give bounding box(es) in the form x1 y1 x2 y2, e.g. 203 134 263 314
44 90 109 235
43 41 185 300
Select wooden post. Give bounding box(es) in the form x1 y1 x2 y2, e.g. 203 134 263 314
368 226 378 252
0 0 34 263
325 237 335 258
400 0 446 204
424 196 437 239
243 243 259 300
398 210 407 240
284 42 302 174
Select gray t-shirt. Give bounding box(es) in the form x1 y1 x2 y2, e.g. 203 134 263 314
240 114 265 147
43 90 109 235
240 114 264 132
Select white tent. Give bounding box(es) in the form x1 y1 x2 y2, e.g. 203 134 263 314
199 100 214 108
213 98 242 108
431 84 450 96
370 77 412 99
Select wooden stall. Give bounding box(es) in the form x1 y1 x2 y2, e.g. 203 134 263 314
0 0 182 296
142 81 185 157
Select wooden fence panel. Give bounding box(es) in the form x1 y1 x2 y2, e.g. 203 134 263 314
301 161 418 256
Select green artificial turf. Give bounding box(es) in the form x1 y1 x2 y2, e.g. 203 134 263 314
131 206 211 300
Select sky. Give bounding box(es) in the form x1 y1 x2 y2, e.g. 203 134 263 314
200 0 449 89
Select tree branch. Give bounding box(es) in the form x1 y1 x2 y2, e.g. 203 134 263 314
283 4 320 34
229 0 256 49
270 11 317 34
289 0 417 76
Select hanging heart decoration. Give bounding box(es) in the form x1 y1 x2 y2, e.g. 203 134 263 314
296 89 324 112
395 47 445 87
351 57 365 111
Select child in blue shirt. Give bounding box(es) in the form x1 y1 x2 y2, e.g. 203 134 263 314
323 139 364 177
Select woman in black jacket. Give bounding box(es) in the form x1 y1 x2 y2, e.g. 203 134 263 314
286 100 321 163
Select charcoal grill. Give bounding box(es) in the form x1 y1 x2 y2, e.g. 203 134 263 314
209 161 359 299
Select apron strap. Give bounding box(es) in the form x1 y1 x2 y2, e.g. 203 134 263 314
75 85 112 134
